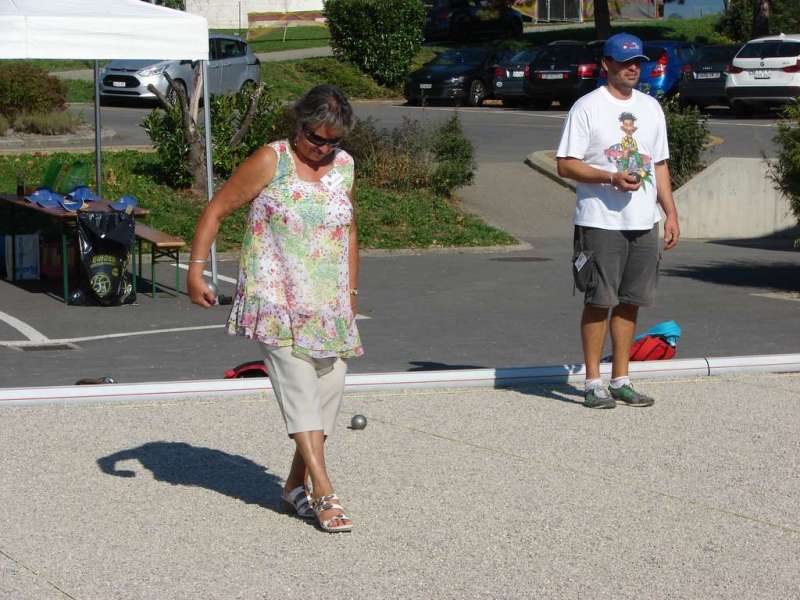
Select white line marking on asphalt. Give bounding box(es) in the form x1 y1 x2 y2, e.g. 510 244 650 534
708 120 776 128
0 325 224 348
174 263 238 284
395 105 568 119
0 310 50 343
751 291 800 302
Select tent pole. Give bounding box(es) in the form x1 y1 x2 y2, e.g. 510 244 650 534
201 60 218 286
94 60 102 197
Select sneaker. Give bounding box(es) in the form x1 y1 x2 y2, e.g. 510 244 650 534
584 386 616 409
609 384 654 407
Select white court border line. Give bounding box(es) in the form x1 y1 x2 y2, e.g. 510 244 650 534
0 309 49 343
1 354 800 407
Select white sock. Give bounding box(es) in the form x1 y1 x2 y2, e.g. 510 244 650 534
610 376 631 389
585 378 603 391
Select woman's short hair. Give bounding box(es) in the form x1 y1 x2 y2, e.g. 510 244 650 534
293 85 354 135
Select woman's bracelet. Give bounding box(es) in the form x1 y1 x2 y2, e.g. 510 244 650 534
188 258 207 264
350 288 359 296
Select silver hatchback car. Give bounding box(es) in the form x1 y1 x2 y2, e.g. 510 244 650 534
100 34 261 103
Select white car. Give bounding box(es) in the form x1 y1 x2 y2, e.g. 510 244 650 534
100 34 261 104
725 33 800 116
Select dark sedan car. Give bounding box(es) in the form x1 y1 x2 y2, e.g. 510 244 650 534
492 47 540 107
404 47 507 106
523 40 604 109
678 44 741 108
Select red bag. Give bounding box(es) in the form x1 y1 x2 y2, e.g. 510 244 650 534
629 335 676 361
224 360 268 378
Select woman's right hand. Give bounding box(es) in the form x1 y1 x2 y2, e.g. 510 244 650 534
187 274 217 308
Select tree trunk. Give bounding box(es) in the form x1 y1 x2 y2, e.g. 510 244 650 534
752 0 771 38
594 0 612 41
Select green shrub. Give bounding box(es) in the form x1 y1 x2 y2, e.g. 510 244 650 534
142 85 282 188
13 111 81 135
769 103 800 230
0 114 9 136
661 97 710 189
325 0 425 86
342 113 475 197
0 63 67 120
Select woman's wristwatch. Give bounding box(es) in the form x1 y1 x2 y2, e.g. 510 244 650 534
349 288 359 296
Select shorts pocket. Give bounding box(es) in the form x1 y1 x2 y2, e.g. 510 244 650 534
572 249 598 293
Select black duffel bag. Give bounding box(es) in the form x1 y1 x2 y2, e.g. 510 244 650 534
71 211 136 306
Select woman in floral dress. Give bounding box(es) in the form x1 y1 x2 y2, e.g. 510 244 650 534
187 85 361 533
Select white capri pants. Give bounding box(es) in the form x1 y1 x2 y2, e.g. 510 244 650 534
259 344 347 437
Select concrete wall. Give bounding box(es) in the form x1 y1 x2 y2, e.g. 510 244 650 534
675 157 797 239
187 0 323 29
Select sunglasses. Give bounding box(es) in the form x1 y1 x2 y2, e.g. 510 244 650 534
303 127 342 148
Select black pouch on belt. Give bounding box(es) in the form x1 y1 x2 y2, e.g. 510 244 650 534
572 226 598 294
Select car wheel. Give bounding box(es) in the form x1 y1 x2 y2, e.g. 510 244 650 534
467 80 487 107
166 79 187 103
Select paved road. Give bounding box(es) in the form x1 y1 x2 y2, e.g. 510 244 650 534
62 101 780 160
1 372 798 598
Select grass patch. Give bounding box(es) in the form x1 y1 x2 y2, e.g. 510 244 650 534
260 58 400 102
0 150 515 250
357 183 515 248
247 25 331 53
65 79 95 103
523 15 730 45
13 111 82 135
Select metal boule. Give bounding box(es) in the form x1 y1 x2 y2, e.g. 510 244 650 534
350 414 367 430
628 171 641 183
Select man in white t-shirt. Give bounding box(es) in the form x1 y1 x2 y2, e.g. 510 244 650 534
556 32 680 409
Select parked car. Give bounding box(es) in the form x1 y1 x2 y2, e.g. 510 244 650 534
100 34 261 104
631 40 696 98
423 0 532 42
404 47 509 106
725 34 800 116
492 47 541 107
678 44 741 108
523 40 604 109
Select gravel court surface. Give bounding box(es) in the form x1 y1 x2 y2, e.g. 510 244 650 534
1 373 798 599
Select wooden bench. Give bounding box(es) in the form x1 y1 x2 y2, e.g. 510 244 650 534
132 223 186 298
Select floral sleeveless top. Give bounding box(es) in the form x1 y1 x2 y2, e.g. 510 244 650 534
226 141 363 359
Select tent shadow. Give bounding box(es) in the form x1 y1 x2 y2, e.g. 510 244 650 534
97 441 285 513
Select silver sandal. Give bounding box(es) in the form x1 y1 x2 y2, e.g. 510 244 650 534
281 485 315 519
312 494 353 533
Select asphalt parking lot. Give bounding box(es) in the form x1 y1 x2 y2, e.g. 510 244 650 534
1 235 799 388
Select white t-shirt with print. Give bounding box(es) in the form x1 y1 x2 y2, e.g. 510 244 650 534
556 86 669 230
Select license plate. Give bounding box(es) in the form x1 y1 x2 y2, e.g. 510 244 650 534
754 69 771 79
112 81 126 87
539 72 565 80
512 70 524 78
419 83 433 89
696 72 720 79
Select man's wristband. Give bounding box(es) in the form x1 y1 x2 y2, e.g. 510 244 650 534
350 288 359 296
188 258 207 264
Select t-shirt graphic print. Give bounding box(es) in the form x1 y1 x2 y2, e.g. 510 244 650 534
604 111 653 190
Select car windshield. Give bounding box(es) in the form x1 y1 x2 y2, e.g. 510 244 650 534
508 49 538 64
737 41 800 59
698 46 739 62
432 49 489 66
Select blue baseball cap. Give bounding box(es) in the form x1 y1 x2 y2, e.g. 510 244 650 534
603 33 648 62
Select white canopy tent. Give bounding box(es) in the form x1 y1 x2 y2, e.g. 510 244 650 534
0 0 219 282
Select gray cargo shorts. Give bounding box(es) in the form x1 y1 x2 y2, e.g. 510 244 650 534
574 224 661 308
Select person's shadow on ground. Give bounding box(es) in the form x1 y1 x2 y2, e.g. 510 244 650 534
96 442 285 513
